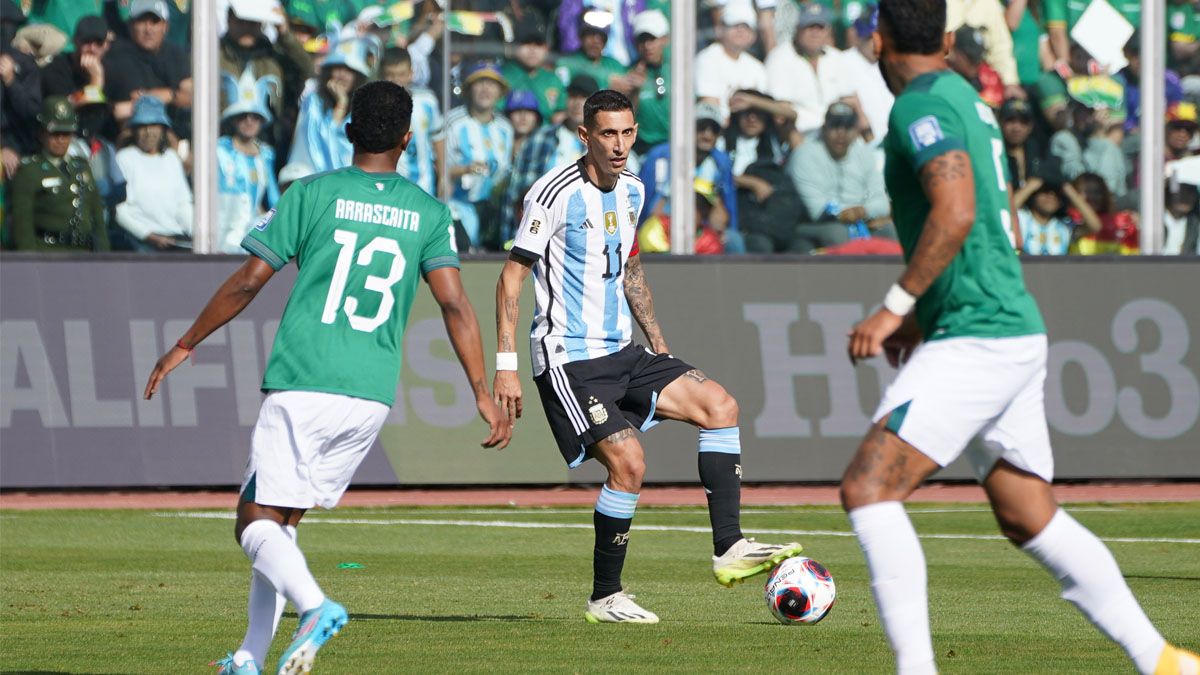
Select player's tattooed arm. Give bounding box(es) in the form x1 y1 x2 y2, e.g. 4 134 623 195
898 151 976 298
623 254 670 354
684 369 709 383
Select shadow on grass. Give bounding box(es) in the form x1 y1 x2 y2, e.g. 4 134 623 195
282 611 540 622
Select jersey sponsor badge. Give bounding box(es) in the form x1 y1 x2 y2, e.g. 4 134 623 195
253 208 276 231
529 218 541 234
908 115 944 150
603 211 618 235
627 208 636 227
587 396 608 425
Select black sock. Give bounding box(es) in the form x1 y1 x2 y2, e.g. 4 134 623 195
591 510 633 601
700 451 744 556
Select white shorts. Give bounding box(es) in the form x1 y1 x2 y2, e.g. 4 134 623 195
240 390 390 510
872 334 1054 483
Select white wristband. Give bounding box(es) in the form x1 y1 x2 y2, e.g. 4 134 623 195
883 283 917 316
495 352 518 371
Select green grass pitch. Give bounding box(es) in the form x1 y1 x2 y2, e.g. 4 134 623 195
2 502 1197 673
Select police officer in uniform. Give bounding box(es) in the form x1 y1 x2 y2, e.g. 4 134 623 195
9 97 109 251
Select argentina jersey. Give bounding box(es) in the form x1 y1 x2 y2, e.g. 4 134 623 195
395 87 443 196
511 159 645 376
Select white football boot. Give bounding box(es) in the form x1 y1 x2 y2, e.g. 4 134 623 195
712 537 803 587
584 591 660 624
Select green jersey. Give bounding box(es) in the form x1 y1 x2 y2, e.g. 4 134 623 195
242 166 460 406
554 53 628 89
883 70 1045 341
1044 0 1140 31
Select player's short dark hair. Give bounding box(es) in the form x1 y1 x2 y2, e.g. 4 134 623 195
382 46 411 69
878 0 946 56
583 89 633 129
346 80 413 153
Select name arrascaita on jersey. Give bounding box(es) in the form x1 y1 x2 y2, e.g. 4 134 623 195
333 198 422 232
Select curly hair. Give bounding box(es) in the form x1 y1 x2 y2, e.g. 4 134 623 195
878 0 946 56
346 80 413 153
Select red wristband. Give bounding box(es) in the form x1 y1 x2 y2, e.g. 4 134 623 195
175 339 193 352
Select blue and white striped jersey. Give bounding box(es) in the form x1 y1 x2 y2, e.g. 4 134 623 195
511 160 645 376
395 87 443 196
444 105 514 203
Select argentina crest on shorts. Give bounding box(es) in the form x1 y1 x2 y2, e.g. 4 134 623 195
587 396 609 425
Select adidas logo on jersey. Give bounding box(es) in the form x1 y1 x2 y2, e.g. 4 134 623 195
581 219 594 230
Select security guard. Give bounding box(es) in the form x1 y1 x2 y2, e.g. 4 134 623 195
9 97 109 251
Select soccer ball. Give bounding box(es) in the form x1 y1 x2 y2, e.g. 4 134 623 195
764 556 836 625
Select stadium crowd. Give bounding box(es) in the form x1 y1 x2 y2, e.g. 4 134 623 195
1 0 1198 255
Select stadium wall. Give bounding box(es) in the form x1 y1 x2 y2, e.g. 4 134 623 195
1 255 1197 488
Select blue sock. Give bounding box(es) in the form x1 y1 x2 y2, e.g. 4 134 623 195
699 427 744 556
592 485 639 601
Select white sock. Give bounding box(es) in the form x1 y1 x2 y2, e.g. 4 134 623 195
849 501 937 675
1021 509 1165 674
233 526 298 667
239 519 325 616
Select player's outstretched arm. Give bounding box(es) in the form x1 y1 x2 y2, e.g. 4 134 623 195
427 266 511 449
494 254 533 423
143 257 276 400
623 253 669 355
848 150 975 362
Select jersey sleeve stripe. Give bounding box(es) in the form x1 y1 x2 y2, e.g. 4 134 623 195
543 175 584 211
242 237 287 270
536 165 580 206
621 170 643 184
419 255 461 275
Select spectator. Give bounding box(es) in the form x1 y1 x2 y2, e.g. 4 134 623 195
556 19 628 90
502 76 594 241
1045 0 1140 69
67 89 128 249
103 0 192 137
787 102 894 253
710 0 779 55
501 11 565 124
1051 82 1127 201
12 22 67 66
22 0 103 45
504 89 543 165
947 25 1004 108
946 0 1022 97
723 90 794 178
557 0 644 67
381 46 444 198
765 3 858 137
216 68 280 254
1068 171 1138 255
115 96 192 251
695 2 767 124
1001 97 1050 204
220 0 313 167
1118 31 1184 135
639 103 744 253
1168 0 1200 75
1 0 43 175
445 62 514 250
1006 0 1050 91
619 10 670 155
842 8 894 146
1017 172 1098 255
40 15 110 102
1163 183 1200 255
1165 103 1198 163
284 33 378 176
401 8 444 89
8 97 107 251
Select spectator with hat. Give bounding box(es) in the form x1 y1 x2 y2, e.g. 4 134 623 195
696 2 768 125
284 32 380 176
946 0 1022 98
947 25 1004 108
765 2 859 137
381 46 444 198
556 17 629 90
115 95 193 251
503 89 542 171
616 9 671 155
40 15 111 107
8 96 107 251
1165 102 1198 164
501 10 565 124
103 0 191 137
216 68 280 253
1 0 43 175
501 75 596 242
445 61 514 250
787 101 894 253
841 7 894 147
220 0 312 166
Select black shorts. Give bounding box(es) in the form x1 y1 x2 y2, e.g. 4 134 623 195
534 344 694 467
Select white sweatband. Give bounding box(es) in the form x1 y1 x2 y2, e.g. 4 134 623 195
883 283 917 316
495 352 518 371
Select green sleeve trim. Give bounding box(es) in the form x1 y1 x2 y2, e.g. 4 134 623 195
913 137 967 171
241 236 288 271
420 256 461 275
885 400 912 435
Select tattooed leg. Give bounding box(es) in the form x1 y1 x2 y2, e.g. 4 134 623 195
840 417 939 510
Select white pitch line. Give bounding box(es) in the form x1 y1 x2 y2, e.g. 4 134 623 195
157 512 1200 545
311 506 1126 516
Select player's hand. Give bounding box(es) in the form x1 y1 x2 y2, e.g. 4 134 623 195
493 370 523 422
881 313 923 368
847 308 905 365
476 395 511 449
143 344 192 400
